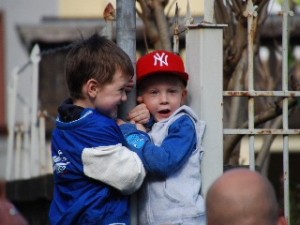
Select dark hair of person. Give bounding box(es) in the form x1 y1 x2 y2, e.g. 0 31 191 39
65 33 134 99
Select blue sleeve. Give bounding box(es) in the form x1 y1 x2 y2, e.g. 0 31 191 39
120 116 197 177
119 123 151 150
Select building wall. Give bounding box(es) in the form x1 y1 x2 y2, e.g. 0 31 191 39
59 0 115 18
0 0 58 120
0 0 59 179
59 0 204 17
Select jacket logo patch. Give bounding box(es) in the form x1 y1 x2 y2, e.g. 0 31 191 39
126 134 146 149
52 150 70 174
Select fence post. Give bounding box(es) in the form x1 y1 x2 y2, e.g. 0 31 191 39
30 44 41 177
185 24 225 197
6 67 19 180
116 1 138 224
22 105 30 179
116 0 136 120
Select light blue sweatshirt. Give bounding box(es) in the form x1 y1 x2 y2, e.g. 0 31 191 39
120 105 206 225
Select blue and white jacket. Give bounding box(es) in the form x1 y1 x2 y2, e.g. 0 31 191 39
120 105 206 225
49 101 146 225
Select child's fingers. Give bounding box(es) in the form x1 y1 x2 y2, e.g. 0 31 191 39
135 123 146 132
127 104 150 124
116 119 125 125
128 111 149 124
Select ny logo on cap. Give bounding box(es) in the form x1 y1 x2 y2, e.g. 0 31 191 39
153 52 169 67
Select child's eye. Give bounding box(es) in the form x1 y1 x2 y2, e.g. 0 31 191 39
148 90 159 95
169 89 178 93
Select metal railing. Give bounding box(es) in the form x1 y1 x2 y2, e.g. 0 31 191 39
6 44 52 181
223 0 294 223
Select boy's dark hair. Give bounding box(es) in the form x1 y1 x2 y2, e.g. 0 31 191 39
65 34 134 99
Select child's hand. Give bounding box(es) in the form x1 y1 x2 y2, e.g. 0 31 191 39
116 118 125 125
135 123 147 132
127 103 150 124
117 118 146 132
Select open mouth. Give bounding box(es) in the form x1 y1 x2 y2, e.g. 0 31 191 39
158 109 171 114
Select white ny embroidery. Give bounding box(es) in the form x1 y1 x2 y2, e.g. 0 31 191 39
154 52 169 67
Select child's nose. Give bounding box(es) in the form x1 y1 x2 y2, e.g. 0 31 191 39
160 93 168 104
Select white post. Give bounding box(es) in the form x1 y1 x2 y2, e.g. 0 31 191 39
6 67 19 180
186 24 225 197
39 111 46 174
282 0 292 223
22 106 30 179
46 142 53 174
14 126 22 179
204 0 215 23
30 44 41 177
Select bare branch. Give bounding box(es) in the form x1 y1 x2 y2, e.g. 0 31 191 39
136 0 172 49
153 0 172 50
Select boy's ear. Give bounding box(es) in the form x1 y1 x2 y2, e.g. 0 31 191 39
86 79 99 98
137 96 143 103
181 89 188 105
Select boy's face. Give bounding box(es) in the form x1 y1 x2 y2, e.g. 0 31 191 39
94 70 130 118
138 75 187 122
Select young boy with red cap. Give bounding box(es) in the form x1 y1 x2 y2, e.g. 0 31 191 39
119 50 206 225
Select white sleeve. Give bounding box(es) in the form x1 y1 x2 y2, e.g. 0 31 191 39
82 144 146 195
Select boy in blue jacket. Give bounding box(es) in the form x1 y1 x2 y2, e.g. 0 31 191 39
49 34 148 225
119 50 206 225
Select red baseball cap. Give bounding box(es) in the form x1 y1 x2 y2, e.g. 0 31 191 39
136 50 189 84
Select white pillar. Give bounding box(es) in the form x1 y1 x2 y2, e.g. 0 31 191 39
186 24 225 197
6 67 19 180
14 126 22 179
39 112 46 174
204 0 215 23
22 106 30 179
30 44 41 177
